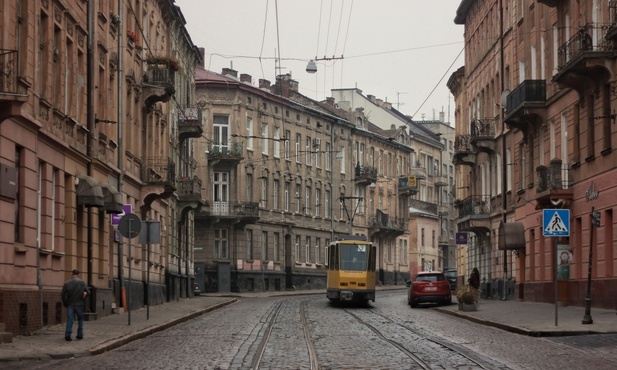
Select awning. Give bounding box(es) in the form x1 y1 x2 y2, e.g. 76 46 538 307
101 184 123 214
76 175 104 207
498 221 526 250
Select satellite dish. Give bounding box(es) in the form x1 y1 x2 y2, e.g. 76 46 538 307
500 90 511 108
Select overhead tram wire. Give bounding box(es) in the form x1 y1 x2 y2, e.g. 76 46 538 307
411 46 464 120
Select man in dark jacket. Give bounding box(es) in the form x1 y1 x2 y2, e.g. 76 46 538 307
61 269 88 341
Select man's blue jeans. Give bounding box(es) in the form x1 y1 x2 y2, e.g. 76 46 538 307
65 305 84 338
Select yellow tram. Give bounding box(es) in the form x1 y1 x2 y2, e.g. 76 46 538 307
326 236 377 303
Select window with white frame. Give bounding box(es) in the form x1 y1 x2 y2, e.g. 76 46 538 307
305 237 311 263
305 137 312 165
247 230 253 260
340 146 345 173
315 140 321 168
273 232 280 261
315 238 321 264
325 239 330 266
369 147 374 167
214 228 228 259
325 190 330 218
315 188 321 216
247 116 254 150
284 130 290 160
273 127 280 158
339 194 345 220
260 177 267 208
305 186 311 215
284 182 290 211
295 235 301 262
296 133 301 163
325 142 331 171
295 184 301 213
261 123 269 155
262 231 268 260
213 115 230 153
359 143 365 166
273 180 279 210
354 185 364 215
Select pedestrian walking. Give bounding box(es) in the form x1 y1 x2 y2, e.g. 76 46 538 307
61 269 88 341
468 267 480 290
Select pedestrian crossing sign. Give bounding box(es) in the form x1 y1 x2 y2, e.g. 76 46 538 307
543 209 570 237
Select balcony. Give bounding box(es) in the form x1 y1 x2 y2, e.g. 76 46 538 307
455 195 491 234
178 107 203 141
434 175 449 187
354 164 377 186
607 2 617 41
143 60 177 109
409 199 438 216
398 175 418 197
535 159 573 209
207 142 244 167
140 157 176 212
453 134 475 166
504 80 546 133
198 201 260 228
368 210 406 238
554 24 614 91
177 176 203 211
438 235 450 247
470 117 497 153
0 49 27 108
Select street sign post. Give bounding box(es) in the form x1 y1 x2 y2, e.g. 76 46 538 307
542 208 570 327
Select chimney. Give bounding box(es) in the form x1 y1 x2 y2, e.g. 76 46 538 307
274 73 298 97
376 98 383 106
383 102 392 109
439 111 445 122
198 47 205 68
326 97 335 106
367 94 376 103
240 73 252 84
259 79 271 89
222 68 238 78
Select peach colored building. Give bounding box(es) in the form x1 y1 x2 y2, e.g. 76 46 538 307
0 0 200 337
453 0 617 309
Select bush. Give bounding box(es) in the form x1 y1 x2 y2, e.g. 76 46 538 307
457 284 480 304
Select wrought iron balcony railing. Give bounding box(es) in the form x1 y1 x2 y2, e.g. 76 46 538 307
177 176 202 202
207 201 260 217
208 142 244 157
505 80 546 113
456 195 491 219
557 23 613 69
141 157 176 185
471 118 497 139
0 49 18 94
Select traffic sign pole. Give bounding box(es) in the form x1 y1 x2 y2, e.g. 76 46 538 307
582 206 596 324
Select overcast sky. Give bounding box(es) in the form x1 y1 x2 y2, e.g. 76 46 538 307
176 0 464 124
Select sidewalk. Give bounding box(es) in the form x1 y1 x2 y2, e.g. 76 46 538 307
1 287 616 363
435 298 617 337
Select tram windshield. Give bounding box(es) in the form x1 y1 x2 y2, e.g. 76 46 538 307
340 244 369 271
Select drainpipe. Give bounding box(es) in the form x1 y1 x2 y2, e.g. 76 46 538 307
500 0 508 301
86 0 95 312
117 2 125 310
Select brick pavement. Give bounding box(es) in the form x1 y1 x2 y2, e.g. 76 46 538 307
1 286 615 363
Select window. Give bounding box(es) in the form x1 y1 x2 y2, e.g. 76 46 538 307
274 127 280 158
354 185 364 215
305 186 311 215
325 142 331 171
340 146 345 173
295 235 301 261
214 228 229 258
296 134 301 163
273 180 279 210
315 188 321 216
421 228 425 246
262 231 268 260
432 230 436 247
325 190 330 218
315 140 321 168
213 172 229 214
284 182 290 211
213 115 230 153
295 184 301 213
305 237 311 263
284 130 290 160
387 240 392 263
247 230 253 260
261 123 269 155
260 178 268 208
273 232 280 261
325 239 330 266
247 116 254 150
246 174 253 202
306 137 312 165
315 238 321 264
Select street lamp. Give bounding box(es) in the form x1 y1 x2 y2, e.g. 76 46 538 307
305 55 344 74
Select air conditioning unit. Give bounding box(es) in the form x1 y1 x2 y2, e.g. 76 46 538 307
313 138 321 147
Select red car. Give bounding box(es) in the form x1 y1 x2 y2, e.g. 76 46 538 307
407 271 452 308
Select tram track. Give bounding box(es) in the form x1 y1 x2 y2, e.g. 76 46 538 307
344 307 494 369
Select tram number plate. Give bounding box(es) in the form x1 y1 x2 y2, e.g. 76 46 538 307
425 287 437 291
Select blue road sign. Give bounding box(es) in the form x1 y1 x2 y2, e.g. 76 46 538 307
543 209 570 237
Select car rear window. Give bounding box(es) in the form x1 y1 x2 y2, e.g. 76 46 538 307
444 271 456 278
415 274 445 282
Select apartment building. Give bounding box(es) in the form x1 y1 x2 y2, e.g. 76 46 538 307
0 0 200 337
452 0 617 308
